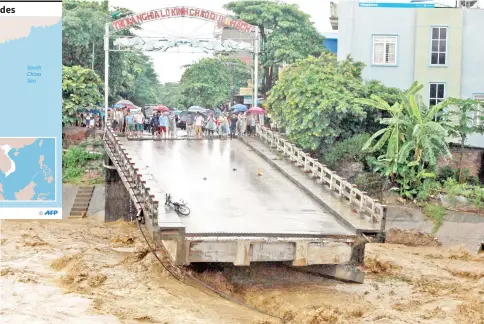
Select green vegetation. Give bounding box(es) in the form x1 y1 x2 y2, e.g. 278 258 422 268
423 203 447 233
441 98 484 183
356 82 453 199
266 53 401 154
354 173 386 201
322 133 372 170
224 0 325 94
159 82 184 109
62 65 103 125
179 57 251 109
63 147 104 185
62 0 161 107
441 178 484 211
437 166 480 185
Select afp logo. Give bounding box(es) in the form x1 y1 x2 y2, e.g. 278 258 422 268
39 210 59 216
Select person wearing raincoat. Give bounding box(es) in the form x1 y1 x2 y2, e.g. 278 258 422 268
168 112 177 139
206 114 216 139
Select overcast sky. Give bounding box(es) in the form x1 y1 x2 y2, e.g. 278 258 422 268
109 0 331 83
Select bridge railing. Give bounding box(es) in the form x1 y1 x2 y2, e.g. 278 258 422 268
104 126 159 226
256 126 386 228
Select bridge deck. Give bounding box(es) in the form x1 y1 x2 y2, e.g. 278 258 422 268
122 139 354 236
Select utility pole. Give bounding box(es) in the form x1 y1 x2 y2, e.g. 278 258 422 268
91 42 95 70
230 72 234 107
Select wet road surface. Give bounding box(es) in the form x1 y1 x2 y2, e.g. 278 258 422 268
123 139 354 235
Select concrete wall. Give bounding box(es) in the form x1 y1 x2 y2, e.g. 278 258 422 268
414 9 464 104
337 0 416 89
438 146 483 178
461 10 484 148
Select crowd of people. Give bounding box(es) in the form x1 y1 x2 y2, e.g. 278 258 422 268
75 111 104 128
108 107 262 140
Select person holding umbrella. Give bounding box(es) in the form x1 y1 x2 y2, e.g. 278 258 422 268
159 112 168 139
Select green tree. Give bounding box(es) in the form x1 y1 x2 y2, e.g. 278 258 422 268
224 1 325 94
356 82 453 199
159 82 184 109
265 53 401 154
62 65 103 125
179 57 250 109
443 98 484 182
62 0 161 105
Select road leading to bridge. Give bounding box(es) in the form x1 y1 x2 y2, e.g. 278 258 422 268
121 139 354 236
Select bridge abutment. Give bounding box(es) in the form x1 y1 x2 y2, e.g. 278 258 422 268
105 155 136 222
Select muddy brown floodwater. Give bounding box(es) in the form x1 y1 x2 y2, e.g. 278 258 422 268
1 219 483 324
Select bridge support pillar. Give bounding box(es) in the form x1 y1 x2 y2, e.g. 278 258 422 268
157 229 188 266
292 241 309 266
234 241 251 266
105 155 136 222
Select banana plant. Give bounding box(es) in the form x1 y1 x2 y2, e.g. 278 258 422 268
355 82 453 198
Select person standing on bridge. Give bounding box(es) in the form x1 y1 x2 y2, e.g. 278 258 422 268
134 111 144 137
248 113 257 136
240 112 247 136
219 114 229 139
206 113 216 139
151 112 160 138
168 112 177 139
125 111 134 137
229 113 238 139
115 109 123 133
159 112 168 139
194 112 204 139
186 113 195 138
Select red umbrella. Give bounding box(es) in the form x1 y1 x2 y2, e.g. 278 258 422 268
248 107 264 114
153 104 169 112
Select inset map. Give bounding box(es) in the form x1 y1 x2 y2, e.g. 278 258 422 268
0 138 56 201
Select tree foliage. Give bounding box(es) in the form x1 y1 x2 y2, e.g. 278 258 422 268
62 0 161 105
356 82 454 199
62 65 103 125
159 82 184 109
179 57 251 109
442 98 484 182
266 53 402 153
224 1 325 93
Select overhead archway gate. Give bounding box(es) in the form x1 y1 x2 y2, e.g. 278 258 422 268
103 6 260 125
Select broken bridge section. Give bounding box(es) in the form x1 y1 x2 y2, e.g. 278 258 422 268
104 126 384 283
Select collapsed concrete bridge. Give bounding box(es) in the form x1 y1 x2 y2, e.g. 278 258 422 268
103 126 387 283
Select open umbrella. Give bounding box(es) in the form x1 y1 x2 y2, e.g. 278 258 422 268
248 107 264 114
188 106 206 113
232 104 248 113
115 100 136 109
153 104 169 112
116 99 134 106
173 110 183 115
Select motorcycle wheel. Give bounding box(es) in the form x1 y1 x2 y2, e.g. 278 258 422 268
176 205 190 216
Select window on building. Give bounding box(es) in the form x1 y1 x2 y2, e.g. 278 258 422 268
429 83 445 106
372 35 397 65
474 94 484 126
430 27 447 65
